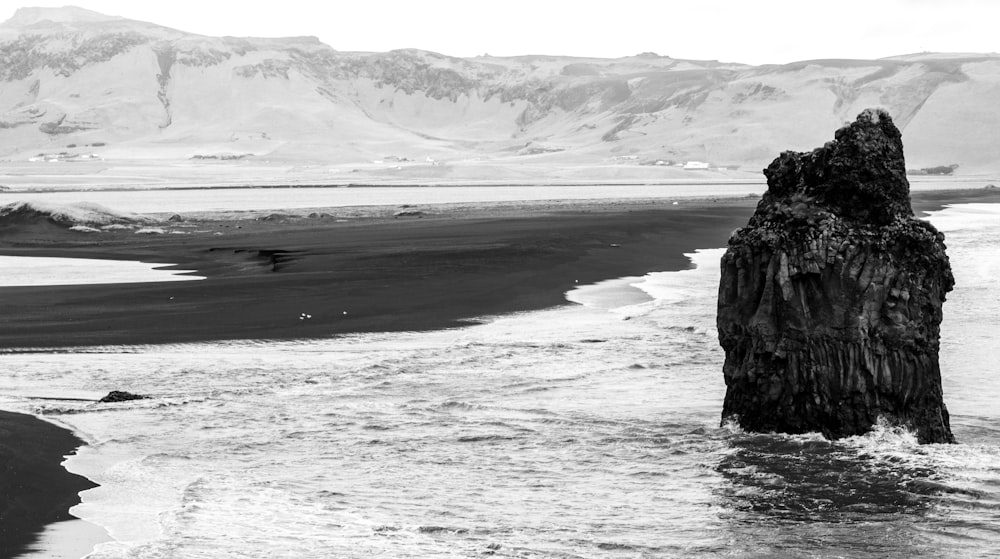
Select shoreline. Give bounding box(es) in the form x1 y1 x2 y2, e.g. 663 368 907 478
0 197 760 349
0 411 99 558
2 187 999 557
1 190 998 350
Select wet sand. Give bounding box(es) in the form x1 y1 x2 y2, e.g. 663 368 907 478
0 411 97 558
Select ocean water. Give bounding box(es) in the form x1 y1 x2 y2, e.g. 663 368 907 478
3 204 1000 558
1 184 765 214
0 255 203 286
0 178 986 214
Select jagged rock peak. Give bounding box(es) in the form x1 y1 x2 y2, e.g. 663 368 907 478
718 108 955 444
759 108 912 226
1 6 123 27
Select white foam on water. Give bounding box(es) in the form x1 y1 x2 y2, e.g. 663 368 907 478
4 203 1000 558
628 249 725 306
3 246 729 557
564 276 652 309
0 255 203 286
19 518 109 559
566 249 724 325
4 299 725 557
840 416 922 452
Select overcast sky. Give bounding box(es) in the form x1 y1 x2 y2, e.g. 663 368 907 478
2 0 996 64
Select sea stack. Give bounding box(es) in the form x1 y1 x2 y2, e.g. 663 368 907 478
717 108 955 444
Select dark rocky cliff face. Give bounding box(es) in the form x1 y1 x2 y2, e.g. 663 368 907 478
717 108 955 444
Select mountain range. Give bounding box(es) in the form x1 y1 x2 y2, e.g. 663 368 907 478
1 6 999 186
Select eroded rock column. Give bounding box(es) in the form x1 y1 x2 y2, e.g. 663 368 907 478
717 108 955 444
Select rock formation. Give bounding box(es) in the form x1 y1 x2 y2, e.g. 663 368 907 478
98 390 149 403
717 108 955 444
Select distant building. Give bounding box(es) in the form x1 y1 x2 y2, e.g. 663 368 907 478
683 161 710 170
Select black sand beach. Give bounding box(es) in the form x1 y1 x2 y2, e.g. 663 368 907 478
2 188 999 557
0 411 96 558
3 191 995 350
0 197 765 348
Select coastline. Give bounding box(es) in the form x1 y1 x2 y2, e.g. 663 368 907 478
0 197 762 349
2 188 1000 558
0 411 98 559
2 190 996 350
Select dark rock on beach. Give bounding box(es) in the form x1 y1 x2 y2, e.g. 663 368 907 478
717 108 955 444
98 390 149 403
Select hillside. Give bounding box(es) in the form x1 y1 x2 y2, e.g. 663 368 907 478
1 6 999 187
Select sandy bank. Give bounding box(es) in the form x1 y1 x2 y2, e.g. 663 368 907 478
0 190 998 350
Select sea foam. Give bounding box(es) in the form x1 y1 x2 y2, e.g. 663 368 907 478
6 203 1000 559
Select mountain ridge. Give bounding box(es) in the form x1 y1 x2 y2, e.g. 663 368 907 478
1 6 998 185
2 6 124 26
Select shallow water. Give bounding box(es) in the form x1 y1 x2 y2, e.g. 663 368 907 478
3 204 1000 558
0 179 986 214
1 183 763 214
0 255 203 286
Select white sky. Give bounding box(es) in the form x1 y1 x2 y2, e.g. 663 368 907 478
1 0 997 65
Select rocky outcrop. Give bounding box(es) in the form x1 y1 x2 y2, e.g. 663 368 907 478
717 108 955 444
98 390 149 403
